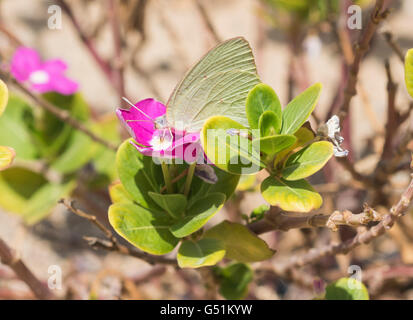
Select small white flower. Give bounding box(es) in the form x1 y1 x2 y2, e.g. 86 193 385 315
321 115 349 157
150 129 173 151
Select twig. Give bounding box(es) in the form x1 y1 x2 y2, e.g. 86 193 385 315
195 0 221 43
248 205 382 234
59 199 177 266
0 70 118 151
277 174 413 271
56 0 119 95
339 0 390 121
382 31 405 63
0 237 54 300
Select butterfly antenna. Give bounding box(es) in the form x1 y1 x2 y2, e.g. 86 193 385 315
122 97 153 120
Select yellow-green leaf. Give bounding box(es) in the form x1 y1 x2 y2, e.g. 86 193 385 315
325 278 369 300
0 146 15 171
0 79 8 117
246 83 281 130
170 193 226 238
177 239 225 268
204 221 274 262
252 134 296 155
261 176 322 212
281 83 322 134
405 49 413 99
201 116 264 175
282 141 333 180
148 192 187 220
109 182 133 204
108 202 179 255
258 110 281 137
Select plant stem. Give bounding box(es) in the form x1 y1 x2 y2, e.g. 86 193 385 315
161 161 174 194
183 162 197 196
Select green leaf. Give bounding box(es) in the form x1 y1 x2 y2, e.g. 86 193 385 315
204 221 274 262
405 49 413 99
50 129 96 174
109 182 133 204
281 83 322 134
108 202 179 255
325 278 369 300
201 116 264 175
0 167 75 224
0 146 15 171
217 263 253 300
39 93 90 158
236 174 256 191
261 176 322 212
0 79 8 117
275 126 315 165
282 141 333 180
177 239 225 268
189 166 240 204
252 134 296 155
258 110 281 137
116 139 163 208
148 192 187 220
246 83 282 130
170 193 226 238
0 95 39 160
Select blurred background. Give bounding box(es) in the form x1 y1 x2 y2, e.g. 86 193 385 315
0 0 413 300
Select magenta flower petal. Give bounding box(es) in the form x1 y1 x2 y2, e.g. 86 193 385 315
116 98 166 146
10 47 42 82
10 47 79 95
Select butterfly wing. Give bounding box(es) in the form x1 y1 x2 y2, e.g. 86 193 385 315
166 37 261 132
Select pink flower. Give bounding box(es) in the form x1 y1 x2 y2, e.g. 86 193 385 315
116 98 204 163
10 47 78 95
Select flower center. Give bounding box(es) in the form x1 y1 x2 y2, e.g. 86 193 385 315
29 70 50 85
150 129 173 151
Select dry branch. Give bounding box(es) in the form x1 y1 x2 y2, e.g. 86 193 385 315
0 237 54 300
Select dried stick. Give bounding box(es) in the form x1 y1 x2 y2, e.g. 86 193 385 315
277 175 413 271
0 70 118 151
0 237 54 300
59 199 177 266
195 0 221 43
248 205 382 234
339 0 390 121
382 31 405 63
56 0 118 91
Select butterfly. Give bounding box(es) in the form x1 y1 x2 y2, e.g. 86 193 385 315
117 37 261 162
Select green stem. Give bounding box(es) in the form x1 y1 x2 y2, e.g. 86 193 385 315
183 162 197 196
161 161 174 194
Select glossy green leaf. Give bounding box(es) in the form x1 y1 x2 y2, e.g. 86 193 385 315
325 278 369 300
0 167 75 224
258 110 281 137
0 79 8 117
252 134 296 155
109 182 133 204
217 263 253 300
405 49 413 99
261 176 322 212
204 221 274 262
282 141 333 180
116 139 163 208
201 116 264 175
0 146 15 171
281 83 322 134
189 166 240 205
177 239 225 268
170 193 226 238
246 83 281 130
148 192 187 220
0 95 38 160
108 202 179 255
275 126 315 165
